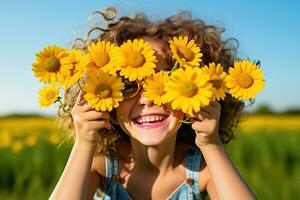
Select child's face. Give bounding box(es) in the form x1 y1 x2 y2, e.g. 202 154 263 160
116 37 184 146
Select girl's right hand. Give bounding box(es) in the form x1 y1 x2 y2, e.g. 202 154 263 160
71 90 111 147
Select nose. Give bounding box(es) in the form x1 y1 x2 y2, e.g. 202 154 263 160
136 89 154 107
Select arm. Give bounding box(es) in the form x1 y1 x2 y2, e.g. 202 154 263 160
190 101 256 200
49 91 110 200
49 141 97 200
201 142 256 200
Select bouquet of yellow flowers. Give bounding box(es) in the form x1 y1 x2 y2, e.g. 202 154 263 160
32 36 265 115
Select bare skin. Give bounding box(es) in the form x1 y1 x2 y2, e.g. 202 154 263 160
49 37 256 200
90 140 210 200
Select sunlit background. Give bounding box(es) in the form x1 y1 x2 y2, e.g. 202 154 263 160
0 0 299 199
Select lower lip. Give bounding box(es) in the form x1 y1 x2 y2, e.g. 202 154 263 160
134 116 170 129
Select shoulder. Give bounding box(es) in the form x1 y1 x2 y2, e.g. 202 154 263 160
91 139 132 176
198 150 218 199
91 154 106 177
87 154 106 200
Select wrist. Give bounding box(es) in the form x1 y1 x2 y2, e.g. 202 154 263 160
74 138 98 151
196 136 223 150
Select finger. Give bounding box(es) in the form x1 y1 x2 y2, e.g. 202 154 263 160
78 103 93 112
202 101 221 116
192 121 216 136
82 110 110 121
75 90 84 105
211 101 221 111
185 113 202 121
200 105 215 114
186 110 210 122
88 120 112 130
195 110 211 121
191 121 208 133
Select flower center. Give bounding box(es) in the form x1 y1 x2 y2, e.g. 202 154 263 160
210 79 223 89
154 85 165 95
181 82 198 97
95 52 110 67
177 46 194 61
44 57 60 72
45 91 56 100
95 84 112 98
128 51 145 68
238 73 254 88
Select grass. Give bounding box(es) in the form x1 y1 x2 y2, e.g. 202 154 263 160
0 116 299 199
226 130 300 199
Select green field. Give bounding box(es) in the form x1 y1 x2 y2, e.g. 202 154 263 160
0 116 299 199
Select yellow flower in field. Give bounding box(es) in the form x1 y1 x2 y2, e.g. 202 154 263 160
143 72 169 106
0 130 12 148
165 67 213 115
226 60 265 100
32 45 70 84
38 85 60 107
202 62 228 101
61 49 89 89
169 36 202 68
48 133 61 144
87 41 120 75
25 134 38 146
11 140 23 153
118 39 157 81
84 69 124 111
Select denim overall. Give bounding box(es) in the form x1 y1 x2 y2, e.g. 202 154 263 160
94 147 202 200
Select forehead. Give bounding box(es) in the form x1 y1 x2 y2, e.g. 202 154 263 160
141 36 168 51
140 36 172 71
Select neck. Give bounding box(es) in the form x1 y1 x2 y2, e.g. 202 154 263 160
130 134 178 175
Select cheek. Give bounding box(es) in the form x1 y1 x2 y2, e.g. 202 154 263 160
165 103 184 121
170 110 185 130
172 110 184 119
116 99 134 120
115 101 134 134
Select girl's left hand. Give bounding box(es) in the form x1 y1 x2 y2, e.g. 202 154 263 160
187 101 222 148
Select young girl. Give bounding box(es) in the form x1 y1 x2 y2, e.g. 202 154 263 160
49 9 256 200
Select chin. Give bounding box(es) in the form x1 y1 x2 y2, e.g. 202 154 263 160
136 134 165 146
133 130 171 146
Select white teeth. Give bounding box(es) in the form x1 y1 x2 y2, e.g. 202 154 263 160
136 115 167 124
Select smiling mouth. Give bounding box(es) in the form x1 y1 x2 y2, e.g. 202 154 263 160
132 114 169 128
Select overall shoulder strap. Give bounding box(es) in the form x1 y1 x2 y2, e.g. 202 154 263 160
105 149 120 178
185 147 202 198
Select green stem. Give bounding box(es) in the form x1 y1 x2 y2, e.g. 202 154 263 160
169 60 179 73
180 117 193 124
56 97 67 112
77 81 84 92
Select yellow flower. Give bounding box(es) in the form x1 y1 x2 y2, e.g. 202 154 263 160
48 133 61 144
226 60 265 100
87 41 120 75
84 69 124 111
143 72 169 106
169 36 202 68
25 134 38 146
61 49 89 89
32 45 70 84
202 62 228 101
11 140 24 153
165 67 213 115
38 85 60 107
0 130 12 148
118 39 157 81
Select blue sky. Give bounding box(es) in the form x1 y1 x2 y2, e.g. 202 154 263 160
0 0 299 116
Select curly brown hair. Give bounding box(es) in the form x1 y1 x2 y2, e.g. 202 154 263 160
57 8 245 156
